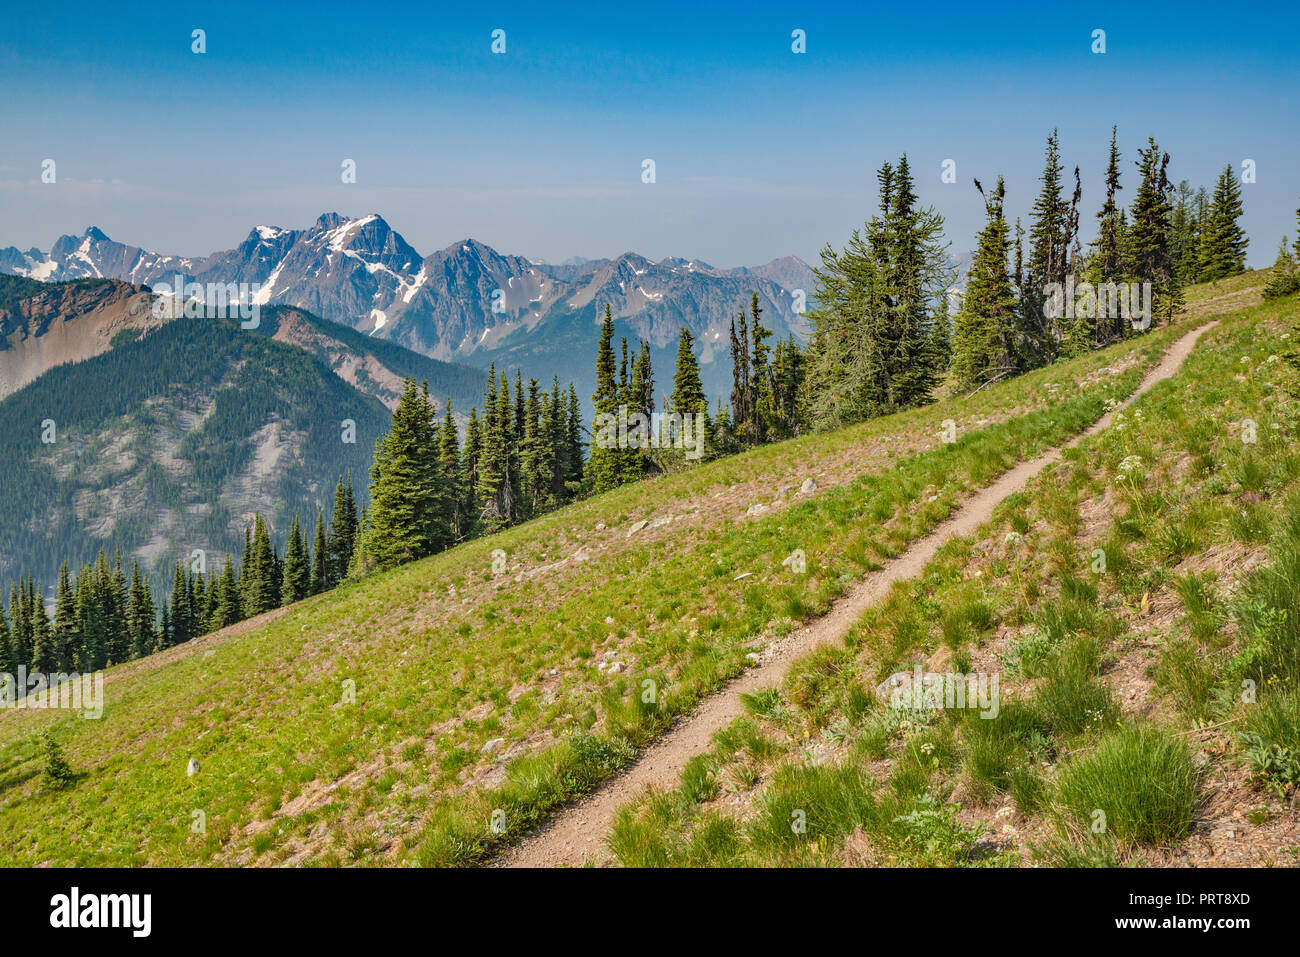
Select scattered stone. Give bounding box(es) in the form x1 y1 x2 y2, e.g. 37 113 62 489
800 477 818 494
648 515 673 529
547 668 559 676
604 617 616 626
625 519 648 537
574 547 591 563
776 485 794 498
480 738 505 755
734 571 753 581
746 503 768 517
873 671 912 702
187 759 201 777
745 652 761 663
608 662 625 674
595 523 606 531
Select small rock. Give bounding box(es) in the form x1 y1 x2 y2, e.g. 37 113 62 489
604 617 616 626
776 485 794 498
873 671 912 703
800 477 818 494
547 668 559 676
187 759 201 777
480 738 505 755
608 662 625 674
745 652 761 663
734 571 753 581
595 522 607 531
649 516 673 529
626 519 648 537
746 503 768 517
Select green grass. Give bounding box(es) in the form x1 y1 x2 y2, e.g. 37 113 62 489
608 291 1300 867
1053 725 1201 849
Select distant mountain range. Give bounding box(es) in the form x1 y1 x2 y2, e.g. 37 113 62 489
0 214 818 405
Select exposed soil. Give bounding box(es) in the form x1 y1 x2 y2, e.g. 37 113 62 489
497 321 1220 867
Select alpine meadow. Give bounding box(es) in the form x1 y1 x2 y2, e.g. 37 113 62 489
1 0 1296 941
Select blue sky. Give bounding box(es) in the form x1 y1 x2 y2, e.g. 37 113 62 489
1 0 1296 267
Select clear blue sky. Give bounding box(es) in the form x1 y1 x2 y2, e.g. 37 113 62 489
1 0 1296 267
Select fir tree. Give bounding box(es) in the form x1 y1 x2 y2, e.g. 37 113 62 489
588 305 622 493
1126 137 1179 326
363 380 442 570
281 515 310 606
952 177 1019 386
1197 165 1249 281
311 507 329 594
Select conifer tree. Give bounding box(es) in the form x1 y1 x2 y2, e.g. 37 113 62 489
170 562 190 645
31 579 56 672
53 563 79 671
0 596 10 675
1197 165 1248 281
436 404 464 541
363 380 442 570
329 474 358 586
281 515 310 606
670 328 707 416
1126 136 1179 325
565 383 584 489
952 177 1019 386
588 305 622 493
125 562 154 660
312 507 329 594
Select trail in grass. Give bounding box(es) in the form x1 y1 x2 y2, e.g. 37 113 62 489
497 319 1220 868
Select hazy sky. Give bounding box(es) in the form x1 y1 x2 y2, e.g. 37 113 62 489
1 0 1296 268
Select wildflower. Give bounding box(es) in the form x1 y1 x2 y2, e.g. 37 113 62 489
1118 454 1144 475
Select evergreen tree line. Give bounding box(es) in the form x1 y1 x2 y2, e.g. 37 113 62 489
584 299 808 494
0 475 359 676
353 372 585 573
949 130 1249 386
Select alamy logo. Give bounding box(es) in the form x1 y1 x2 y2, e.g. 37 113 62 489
593 405 707 460
50 887 151 937
151 274 262 329
1043 277 1152 331
0 668 103 718
887 667 1000 718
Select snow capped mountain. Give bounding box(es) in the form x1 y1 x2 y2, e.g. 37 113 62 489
0 215 817 374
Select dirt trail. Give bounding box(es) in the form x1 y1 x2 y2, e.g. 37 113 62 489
498 320 1220 868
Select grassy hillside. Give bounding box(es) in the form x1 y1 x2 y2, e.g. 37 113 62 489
0 280 1289 868
609 294 1300 867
